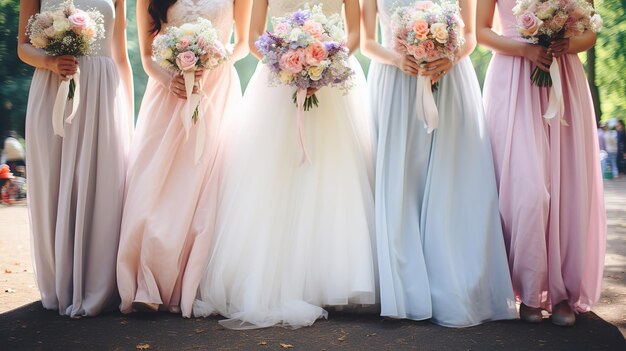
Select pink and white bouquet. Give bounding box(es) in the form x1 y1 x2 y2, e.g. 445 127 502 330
391 0 464 132
256 4 354 111
26 0 104 137
513 0 603 86
152 18 231 124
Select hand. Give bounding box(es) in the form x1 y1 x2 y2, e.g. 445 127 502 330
419 58 453 84
169 72 200 99
523 44 553 72
306 87 319 97
548 38 570 58
394 55 419 76
49 55 78 81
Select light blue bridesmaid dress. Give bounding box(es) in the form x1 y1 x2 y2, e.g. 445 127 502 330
369 0 517 327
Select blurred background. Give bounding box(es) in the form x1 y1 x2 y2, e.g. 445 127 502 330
0 0 624 137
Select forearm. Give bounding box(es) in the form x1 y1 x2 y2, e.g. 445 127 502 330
567 31 596 54
142 57 174 87
476 28 528 57
231 40 249 62
17 43 54 71
361 38 400 66
456 32 477 61
346 32 359 55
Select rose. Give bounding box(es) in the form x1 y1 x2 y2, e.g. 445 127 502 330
279 70 294 84
409 44 427 60
308 65 325 81
570 6 587 20
518 11 543 36
422 39 435 52
590 14 603 32
414 1 434 10
430 23 449 44
38 13 54 28
161 47 174 60
44 26 57 38
279 49 305 74
551 12 568 30
536 2 557 20
302 20 324 40
68 11 90 34
304 41 328 66
178 37 191 50
179 23 196 36
52 17 71 33
176 51 199 71
412 20 430 41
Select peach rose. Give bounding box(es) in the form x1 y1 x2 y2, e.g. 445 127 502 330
176 51 198 71
412 20 430 41
280 49 305 74
302 20 324 40
305 41 328 66
177 37 191 51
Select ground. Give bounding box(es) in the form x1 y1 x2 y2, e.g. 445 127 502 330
0 179 625 350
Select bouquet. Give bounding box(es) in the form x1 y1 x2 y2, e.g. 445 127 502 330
152 18 230 164
26 0 104 137
255 4 354 162
392 0 464 133
514 0 603 87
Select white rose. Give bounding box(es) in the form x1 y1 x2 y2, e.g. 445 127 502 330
430 23 449 44
53 18 70 33
308 65 324 81
279 70 294 84
161 48 173 60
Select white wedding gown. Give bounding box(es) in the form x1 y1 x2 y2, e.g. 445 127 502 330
193 0 377 329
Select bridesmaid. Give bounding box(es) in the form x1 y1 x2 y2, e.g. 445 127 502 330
116 0 250 317
361 0 516 326
477 0 606 326
17 0 133 317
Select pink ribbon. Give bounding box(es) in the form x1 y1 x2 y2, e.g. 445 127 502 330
295 88 310 164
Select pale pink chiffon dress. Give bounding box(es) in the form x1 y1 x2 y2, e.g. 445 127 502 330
483 0 606 313
26 0 133 318
116 0 240 317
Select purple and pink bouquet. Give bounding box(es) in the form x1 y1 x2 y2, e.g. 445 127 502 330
392 0 464 73
152 18 231 124
513 0 602 86
255 4 354 112
26 0 104 100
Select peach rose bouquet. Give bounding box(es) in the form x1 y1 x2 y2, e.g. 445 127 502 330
255 3 354 162
391 0 464 133
513 0 602 86
26 0 104 137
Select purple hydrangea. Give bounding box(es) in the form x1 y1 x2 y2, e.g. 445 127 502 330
291 10 311 25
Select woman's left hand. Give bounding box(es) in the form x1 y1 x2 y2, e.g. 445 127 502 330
549 38 570 58
419 58 453 84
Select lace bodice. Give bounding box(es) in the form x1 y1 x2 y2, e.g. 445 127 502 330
167 0 233 43
376 0 459 48
267 0 343 18
41 0 115 57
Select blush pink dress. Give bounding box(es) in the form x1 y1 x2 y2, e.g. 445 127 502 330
116 0 241 317
483 0 606 313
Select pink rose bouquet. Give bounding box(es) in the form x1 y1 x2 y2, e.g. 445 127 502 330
513 0 602 86
152 18 231 124
255 4 354 162
26 0 105 137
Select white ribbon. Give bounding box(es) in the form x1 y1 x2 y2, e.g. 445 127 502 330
52 68 81 137
295 89 310 164
543 58 566 124
179 70 205 165
416 75 438 134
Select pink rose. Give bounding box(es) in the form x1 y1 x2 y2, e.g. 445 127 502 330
176 51 198 71
570 6 587 19
302 20 324 40
414 1 434 10
280 49 305 74
518 11 543 36
409 45 427 60
177 37 191 51
68 11 90 34
551 12 568 30
412 20 430 40
304 41 328 66
427 49 440 61
422 39 435 52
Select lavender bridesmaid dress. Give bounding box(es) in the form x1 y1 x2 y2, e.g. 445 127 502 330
26 0 133 317
483 0 606 313
116 0 241 317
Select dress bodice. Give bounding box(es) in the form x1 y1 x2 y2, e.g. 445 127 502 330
166 0 233 43
40 0 115 57
495 0 522 39
267 0 343 18
376 0 459 48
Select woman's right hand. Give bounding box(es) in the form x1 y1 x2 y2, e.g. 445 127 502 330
49 55 78 81
169 72 201 99
394 55 420 76
523 44 553 72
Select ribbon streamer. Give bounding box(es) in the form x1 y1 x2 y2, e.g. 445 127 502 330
52 68 81 137
295 89 310 164
181 70 196 141
543 58 566 124
415 75 439 134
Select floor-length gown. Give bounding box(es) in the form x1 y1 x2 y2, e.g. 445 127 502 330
192 0 377 329
483 0 606 313
116 0 241 317
370 0 516 327
26 0 133 318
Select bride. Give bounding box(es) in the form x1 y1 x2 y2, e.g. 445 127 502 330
193 0 377 329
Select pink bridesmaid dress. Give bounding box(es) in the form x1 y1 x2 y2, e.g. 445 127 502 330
116 0 241 317
483 0 606 313
26 0 133 318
